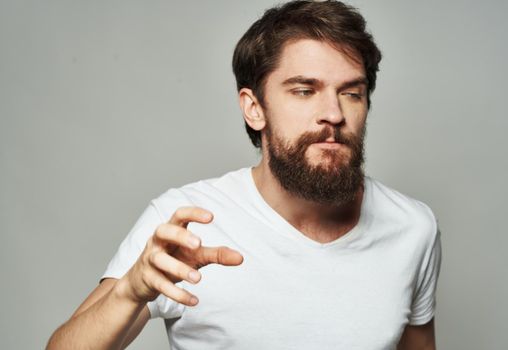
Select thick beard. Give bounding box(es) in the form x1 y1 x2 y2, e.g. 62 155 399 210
266 122 366 206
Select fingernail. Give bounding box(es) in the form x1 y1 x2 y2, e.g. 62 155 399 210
188 271 201 283
188 236 200 248
190 296 199 305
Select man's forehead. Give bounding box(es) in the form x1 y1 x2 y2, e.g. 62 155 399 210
270 39 365 84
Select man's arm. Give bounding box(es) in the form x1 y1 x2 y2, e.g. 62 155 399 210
397 318 436 350
46 207 244 350
46 278 149 350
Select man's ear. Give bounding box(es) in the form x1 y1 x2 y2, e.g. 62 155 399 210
238 88 266 131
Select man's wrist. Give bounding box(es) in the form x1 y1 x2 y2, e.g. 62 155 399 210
112 277 148 309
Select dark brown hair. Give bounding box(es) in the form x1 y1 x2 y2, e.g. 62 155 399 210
232 0 382 148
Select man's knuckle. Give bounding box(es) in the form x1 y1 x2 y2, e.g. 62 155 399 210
217 246 226 262
175 226 189 240
178 264 190 278
157 224 182 243
154 224 165 238
154 280 165 293
148 251 160 265
174 207 187 218
141 269 151 285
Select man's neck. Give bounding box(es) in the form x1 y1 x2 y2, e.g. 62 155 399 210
251 162 364 244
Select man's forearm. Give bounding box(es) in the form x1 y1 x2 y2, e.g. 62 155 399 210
46 280 146 350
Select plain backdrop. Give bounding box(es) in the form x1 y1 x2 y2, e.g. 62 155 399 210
1 0 507 349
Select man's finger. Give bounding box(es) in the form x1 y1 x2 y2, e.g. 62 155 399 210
169 206 213 228
148 269 199 306
154 224 201 250
198 246 244 267
149 251 202 284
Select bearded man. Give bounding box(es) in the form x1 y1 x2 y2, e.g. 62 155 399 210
47 1 441 349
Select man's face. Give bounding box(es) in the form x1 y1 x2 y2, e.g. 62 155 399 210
260 39 369 205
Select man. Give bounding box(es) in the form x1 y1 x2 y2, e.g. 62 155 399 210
47 1 441 349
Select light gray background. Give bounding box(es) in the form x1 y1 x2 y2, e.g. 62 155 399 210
1 0 506 349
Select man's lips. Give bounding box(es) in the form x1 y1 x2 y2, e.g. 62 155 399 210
312 141 344 149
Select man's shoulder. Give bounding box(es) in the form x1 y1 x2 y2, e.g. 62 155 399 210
366 176 434 213
366 176 438 239
150 167 251 220
178 167 250 193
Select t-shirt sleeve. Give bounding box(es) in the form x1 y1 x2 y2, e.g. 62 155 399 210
408 220 442 325
101 201 162 280
101 198 185 319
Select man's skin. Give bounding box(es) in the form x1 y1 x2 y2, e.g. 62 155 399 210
47 39 436 349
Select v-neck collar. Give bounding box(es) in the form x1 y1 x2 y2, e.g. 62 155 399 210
244 167 372 250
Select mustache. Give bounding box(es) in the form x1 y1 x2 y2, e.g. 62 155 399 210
299 127 356 147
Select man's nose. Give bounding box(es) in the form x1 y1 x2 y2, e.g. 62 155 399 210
317 91 345 126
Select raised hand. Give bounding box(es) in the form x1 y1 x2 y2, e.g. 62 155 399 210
120 206 244 307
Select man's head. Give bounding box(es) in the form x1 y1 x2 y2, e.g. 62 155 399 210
233 1 381 206
232 0 381 148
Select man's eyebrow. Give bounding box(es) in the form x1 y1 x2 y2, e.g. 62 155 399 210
338 77 368 91
281 75 324 87
281 75 368 90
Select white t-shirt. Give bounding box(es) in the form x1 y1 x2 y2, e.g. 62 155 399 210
102 167 441 350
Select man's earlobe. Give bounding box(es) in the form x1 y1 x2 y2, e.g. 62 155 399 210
239 88 266 131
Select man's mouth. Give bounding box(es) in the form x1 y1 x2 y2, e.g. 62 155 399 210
312 137 344 146
312 141 344 149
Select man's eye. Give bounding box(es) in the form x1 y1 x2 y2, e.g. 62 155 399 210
341 92 364 100
292 89 314 97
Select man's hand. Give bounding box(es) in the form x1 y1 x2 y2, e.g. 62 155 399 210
118 206 244 307
46 206 242 350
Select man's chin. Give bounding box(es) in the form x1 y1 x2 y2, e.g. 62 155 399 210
305 150 350 169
